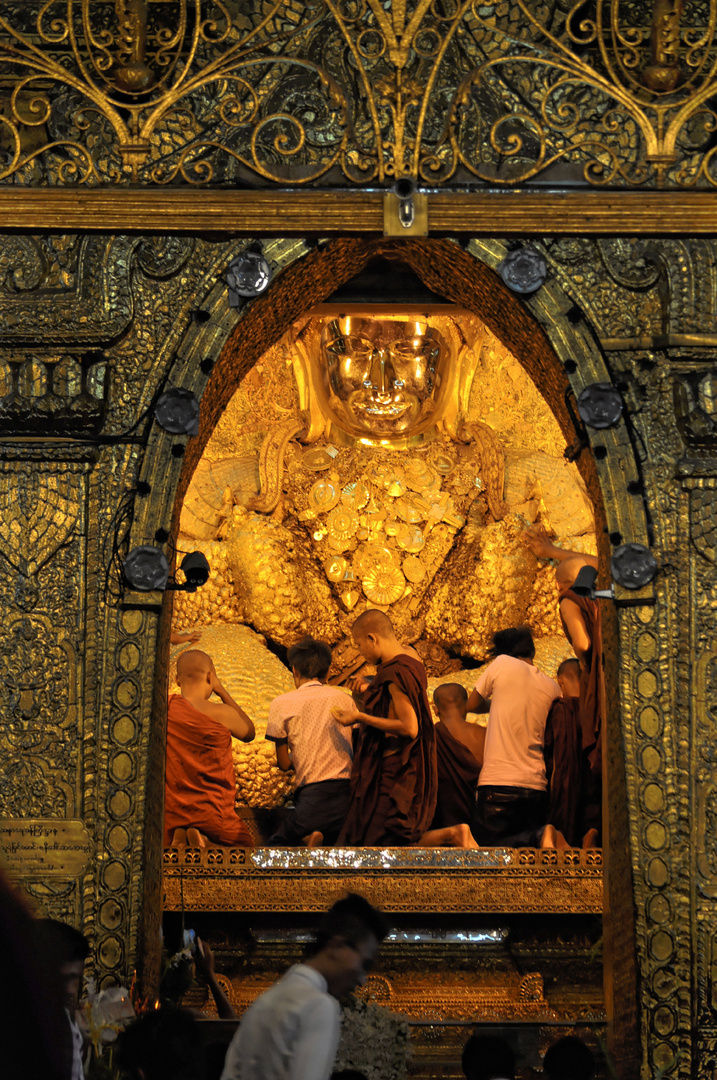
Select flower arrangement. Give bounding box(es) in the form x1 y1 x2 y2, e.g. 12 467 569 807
335 995 412 1080
80 979 137 1079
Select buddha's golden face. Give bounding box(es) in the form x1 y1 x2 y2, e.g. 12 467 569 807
318 317 449 439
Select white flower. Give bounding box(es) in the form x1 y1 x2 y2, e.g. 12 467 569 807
335 997 411 1080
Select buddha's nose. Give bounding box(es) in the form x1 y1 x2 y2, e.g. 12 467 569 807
365 349 398 400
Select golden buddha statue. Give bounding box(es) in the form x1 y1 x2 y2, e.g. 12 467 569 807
173 309 594 808
316 316 451 442
177 310 593 672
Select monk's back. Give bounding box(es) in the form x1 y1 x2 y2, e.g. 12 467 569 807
164 694 249 846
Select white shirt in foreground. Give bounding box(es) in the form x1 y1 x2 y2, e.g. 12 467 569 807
220 964 341 1080
266 681 355 789
68 1011 84 1080
476 654 561 790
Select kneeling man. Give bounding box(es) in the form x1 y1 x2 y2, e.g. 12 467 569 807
266 636 356 846
164 650 255 849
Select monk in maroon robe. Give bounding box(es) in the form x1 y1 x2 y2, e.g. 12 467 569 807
429 683 483 833
555 563 602 770
524 526 603 845
332 610 439 846
544 659 583 847
164 650 255 848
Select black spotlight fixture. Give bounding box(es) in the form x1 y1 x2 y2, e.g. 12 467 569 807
498 245 547 295
154 388 200 436
577 383 623 429
173 551 210 593
227 249 271 305
123 546 170 591
569 565 615 600
611 543 658 590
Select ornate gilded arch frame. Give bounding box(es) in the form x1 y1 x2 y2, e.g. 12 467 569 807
0 4 712 1075
124 235 652 1071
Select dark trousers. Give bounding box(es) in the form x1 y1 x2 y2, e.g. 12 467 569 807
474 785 548 847
269 779 351 846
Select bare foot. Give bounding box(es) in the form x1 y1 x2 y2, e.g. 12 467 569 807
187 827 208 849
540 824 570 849
419 824 478 849
306 831 324 848
582 828 599 848
170 828 187 848
450 823 479 849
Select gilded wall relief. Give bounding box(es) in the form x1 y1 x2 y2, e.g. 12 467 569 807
0 227 710 1076
170 306 594 808
3 3 717 189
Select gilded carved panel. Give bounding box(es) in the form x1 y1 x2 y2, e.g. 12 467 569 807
0 227 714 1078
3 2 717 189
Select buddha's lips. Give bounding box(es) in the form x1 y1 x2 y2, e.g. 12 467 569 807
353 399 413 417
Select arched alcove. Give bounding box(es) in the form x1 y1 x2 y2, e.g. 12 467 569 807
133 236 647 1072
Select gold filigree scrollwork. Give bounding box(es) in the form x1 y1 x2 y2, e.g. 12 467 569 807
0 0 348 185
2 2 717 187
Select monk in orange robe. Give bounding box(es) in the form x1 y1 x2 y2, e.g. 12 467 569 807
164 650 255 848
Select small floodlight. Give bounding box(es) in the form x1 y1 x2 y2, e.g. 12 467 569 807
154 388 200 436
570 565 597 597
498 246 547 295
570 564 614 601
611 543 658 590
123 546 170 591
227 250 271 305
179 551 210 592
577 383 623 429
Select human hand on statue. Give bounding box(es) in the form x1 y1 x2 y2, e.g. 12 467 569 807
170 628 202 645
523 522 559 560
210 668 224 696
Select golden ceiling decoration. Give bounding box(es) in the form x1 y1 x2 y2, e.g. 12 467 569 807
2 1 717 188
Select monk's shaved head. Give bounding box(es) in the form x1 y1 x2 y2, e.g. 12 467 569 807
176 649 213 682
557 656 581 697
352 609 395 639
433 683 468 713
557 657 580 679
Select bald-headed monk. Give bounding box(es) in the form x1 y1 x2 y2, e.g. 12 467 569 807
165 650 255 849
524 525 603 842
331 611 439 846
544 659 583 846
429 684 483 837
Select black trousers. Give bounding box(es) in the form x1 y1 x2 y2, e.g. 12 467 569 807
474 785 548 847
269 779 351 846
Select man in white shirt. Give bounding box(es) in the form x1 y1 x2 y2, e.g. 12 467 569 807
267 636 356 845
220 892 388 1080
466 626 561 846
37 918 90 1080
